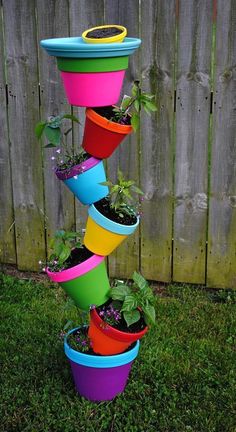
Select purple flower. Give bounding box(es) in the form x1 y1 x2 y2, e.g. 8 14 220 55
51 156 55 160
90 304 96 310
56 149 61 154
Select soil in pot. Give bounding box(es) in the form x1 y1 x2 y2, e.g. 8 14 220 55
95 299 146 334
48 246 93 272
94 197 137 226
86 27 123 39
94 106 131 126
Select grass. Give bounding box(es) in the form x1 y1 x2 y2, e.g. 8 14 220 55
1 272 236 432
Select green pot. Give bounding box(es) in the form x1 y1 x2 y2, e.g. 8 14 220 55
57 56 129 73
46 255 110 310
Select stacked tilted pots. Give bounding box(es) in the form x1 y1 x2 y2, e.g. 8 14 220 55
41 26 144 402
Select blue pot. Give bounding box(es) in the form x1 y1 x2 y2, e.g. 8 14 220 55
56 157 108 205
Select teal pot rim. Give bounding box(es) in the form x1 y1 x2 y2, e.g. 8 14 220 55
64 326 140 368
40 37 141 58
88 204 140 235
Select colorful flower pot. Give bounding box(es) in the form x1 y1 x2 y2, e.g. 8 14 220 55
60 70 126 107
55 157 108 205
84 204 139 256
88 308 148 355
82 25 127 44
40 37 141 106
64 326 140 401
46 255 110 310
82 108 133 158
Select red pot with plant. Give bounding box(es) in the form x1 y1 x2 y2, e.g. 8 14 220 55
88 272 156 355
82 80 157 159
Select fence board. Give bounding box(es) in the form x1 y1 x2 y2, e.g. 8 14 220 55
140 0 175 282
173 0 213 284
2 0 46 270
207 0 236 288
36 0 75 253
104 0 140 279
69 0 104 234
0 6 16 264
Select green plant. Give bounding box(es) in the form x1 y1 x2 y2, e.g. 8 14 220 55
40 230 83 272
35 113 88 171
110 271 156 327
101 169 143 218
112 80 157 131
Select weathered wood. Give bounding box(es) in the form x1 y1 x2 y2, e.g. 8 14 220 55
140 0 175 282
36 0 75 254
69 0 104 234
104 0 140 279
0 5 16 264
2 0 46 270
207 0 236 288
173 0 213 284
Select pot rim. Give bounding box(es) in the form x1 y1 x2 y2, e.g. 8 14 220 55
88 204 139 235
86 108 133 134
55 156 100 180
90 308 148 343
46 253 104 283
64 326 140 367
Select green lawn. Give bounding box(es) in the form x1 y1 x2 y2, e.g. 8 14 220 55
1 272 235 432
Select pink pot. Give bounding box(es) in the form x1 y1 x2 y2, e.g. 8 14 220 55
60 70 126 107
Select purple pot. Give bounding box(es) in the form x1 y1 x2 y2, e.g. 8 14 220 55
64 327 140 402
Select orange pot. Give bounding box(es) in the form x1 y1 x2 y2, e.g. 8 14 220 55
82 108 133 159
88 308 148 355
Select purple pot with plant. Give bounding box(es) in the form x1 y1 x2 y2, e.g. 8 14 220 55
35 113 108 204
64 326 140 401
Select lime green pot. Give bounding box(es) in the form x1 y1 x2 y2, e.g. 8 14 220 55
57 56 129 73
46 255 110 311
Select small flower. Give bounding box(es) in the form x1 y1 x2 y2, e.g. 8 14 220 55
60 160 64 164
90 304 96 310
73 175 78 179
42 267 46 272
53 260 58 265
56 149 61 154
38 260 42 265
51 156 55 160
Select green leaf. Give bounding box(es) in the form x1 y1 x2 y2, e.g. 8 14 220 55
132 271 147 290
131 185 144 195
44 126 61 145
131 113 140 132
44 143 57 148
144 101 157 112
62 114 80 123
121 96 132 110
110 285 132 301
142 304 156 325
35 122 46 139
123 309 140 327
99 181 113 187
121 294 138 312
142 93 155 100
134 99 140 112
58 245 71 264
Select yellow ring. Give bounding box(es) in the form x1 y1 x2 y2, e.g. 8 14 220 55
82 25 127 44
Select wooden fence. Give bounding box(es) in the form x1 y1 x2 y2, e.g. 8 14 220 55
0 0 235 288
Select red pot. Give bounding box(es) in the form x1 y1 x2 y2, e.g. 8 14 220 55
88 307 148 355
82 108 133 159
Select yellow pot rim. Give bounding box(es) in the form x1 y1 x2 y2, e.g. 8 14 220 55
82 25 127 44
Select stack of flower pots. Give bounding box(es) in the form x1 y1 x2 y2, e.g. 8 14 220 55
41 25 145 402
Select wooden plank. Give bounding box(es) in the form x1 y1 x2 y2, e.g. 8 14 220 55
2 0 46 270
69 0 104 234
0 5 16 264
207 0 236 288
173 0 213 284
104 0 140 279
36 0 75 253
140 0 175 282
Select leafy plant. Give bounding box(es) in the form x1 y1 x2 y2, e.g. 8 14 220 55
101 169 143 218
41 230 83 272
109 271 156 327
98 303 121 327
67 328 93 353
112 80 157 131
35 113 88 171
